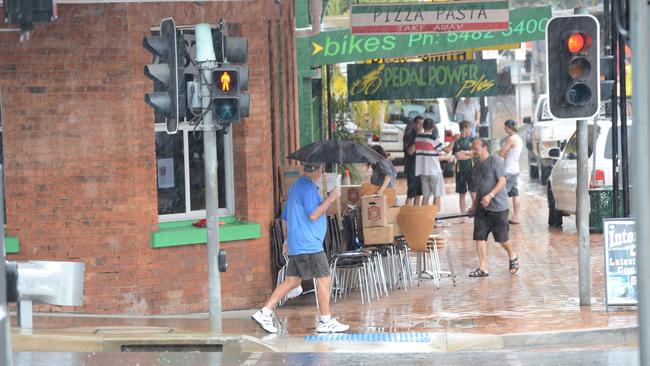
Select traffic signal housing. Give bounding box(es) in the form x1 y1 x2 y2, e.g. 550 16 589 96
211 28 249 125
545 15 600 119
144 17 186 134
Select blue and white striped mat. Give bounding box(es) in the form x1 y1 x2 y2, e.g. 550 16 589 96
304 332 431 342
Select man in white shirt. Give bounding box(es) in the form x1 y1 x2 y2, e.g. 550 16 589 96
455 97 481 135
498 120 523 224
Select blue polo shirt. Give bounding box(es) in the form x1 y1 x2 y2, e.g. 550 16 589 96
281 176 326 255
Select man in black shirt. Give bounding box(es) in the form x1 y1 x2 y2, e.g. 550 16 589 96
403 115 424 205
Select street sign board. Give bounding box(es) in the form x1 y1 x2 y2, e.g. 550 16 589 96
303 5 550 67
603 218 638 306
347 60 497 101
350 0 509 35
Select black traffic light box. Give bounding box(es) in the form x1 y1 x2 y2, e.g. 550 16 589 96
545 15 600 119
212 65 249 124
143 17 186 134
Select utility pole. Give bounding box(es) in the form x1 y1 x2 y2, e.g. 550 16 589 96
630 1 650 364
0 166 12 365
195 23 222 333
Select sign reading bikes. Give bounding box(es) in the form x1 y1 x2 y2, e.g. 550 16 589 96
350 0 509 35
347 60 497 102
305 5 550 67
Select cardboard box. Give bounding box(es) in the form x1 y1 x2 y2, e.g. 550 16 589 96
341 185 362 207
363 225 394 245
361 195 387 228
280 165 302 199
386 207 402 235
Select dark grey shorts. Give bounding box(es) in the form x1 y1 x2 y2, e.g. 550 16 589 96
286 251 330 280
473 208 509 243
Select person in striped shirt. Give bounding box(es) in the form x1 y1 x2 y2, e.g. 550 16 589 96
411 118 457 208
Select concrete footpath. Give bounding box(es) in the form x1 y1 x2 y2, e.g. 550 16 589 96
9 174 639 354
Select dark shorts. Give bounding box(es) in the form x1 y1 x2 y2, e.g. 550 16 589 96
455 171 475 194
407 173 422 198
506 174 519 197
473 208 509 243
286 252 330 280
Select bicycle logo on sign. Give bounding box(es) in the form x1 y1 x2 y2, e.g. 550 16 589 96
350 64 385 97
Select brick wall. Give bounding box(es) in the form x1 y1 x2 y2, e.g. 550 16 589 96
0 0 297 314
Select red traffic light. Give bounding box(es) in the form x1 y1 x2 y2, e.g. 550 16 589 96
567 32 591 53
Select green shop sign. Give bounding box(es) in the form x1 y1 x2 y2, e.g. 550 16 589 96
347 60 497 101
306 5 550 67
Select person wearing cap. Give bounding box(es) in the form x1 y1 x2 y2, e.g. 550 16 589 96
252 163 349 334
498 119 524 224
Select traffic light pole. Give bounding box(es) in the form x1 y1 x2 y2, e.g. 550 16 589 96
196 24 222 333
572 7 591 307
576 118 591 306
631 1 650 363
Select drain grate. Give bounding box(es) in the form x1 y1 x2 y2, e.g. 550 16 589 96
304 332 431 342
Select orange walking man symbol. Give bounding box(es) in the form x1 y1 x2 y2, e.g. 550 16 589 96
220 72 231 91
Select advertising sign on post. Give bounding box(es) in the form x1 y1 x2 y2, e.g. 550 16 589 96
350 0 509 35
347 60 497 101
304 5 551 67
603 218 638 306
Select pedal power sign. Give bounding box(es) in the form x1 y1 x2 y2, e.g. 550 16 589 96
347 60 497 101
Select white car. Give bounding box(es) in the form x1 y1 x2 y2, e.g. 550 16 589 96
546 119 629 227
374 99 459 175
524 94 577 185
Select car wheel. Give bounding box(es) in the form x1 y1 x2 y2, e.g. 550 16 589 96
538 165 551 185
547 185 563 228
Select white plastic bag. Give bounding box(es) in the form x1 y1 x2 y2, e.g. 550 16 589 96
287 285 303 299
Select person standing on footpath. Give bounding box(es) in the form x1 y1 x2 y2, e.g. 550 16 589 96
455 97 481 136
252 163 349 334
413 118 456 208
404 115 424 205
498 119 524 224
452 121 476 223
468 139 519 277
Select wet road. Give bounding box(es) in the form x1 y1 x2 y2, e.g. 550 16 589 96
12 347 639 366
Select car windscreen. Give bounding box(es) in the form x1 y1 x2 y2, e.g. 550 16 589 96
604 127 622 160
562 125 599 160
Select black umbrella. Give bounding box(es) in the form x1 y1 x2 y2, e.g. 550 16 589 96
287 139 384 165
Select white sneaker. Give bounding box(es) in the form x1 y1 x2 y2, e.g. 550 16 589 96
252 310 278 333
316 318 350 333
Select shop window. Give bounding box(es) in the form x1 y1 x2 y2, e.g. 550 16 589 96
155 123 235 221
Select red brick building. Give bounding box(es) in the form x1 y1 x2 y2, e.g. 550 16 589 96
0 0 300 314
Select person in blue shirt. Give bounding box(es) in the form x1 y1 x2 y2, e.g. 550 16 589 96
252 163 349 334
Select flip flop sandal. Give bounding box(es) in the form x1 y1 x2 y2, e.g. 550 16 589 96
469 268 489 277
509 256 519 274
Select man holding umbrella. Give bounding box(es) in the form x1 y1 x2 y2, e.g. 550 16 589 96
252 163 349 334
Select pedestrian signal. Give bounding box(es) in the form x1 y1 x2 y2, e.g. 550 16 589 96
213 69 238 95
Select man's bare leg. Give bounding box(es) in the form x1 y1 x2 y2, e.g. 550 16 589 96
511 196 521 223
476 240 488 272
315 276 332 316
